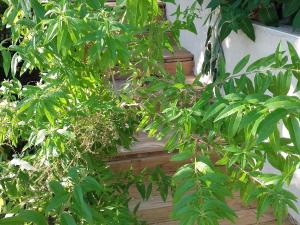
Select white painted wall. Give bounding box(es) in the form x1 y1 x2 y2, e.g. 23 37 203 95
166 1 300 223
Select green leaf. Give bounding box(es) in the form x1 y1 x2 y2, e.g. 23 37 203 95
136 183 146 199
164 131 178 152
171 151 193 161
81 176 102 192
265 96 300 111
257 196 271 220
42 102 55 126
162 0 175 3
219 22 232 42
61 213 77 225
283 0 300 17
30 0 45 20
44 20 58 44
17 99 35 115
0 216 24 225
239 110 262 130
288 42 300 64
233 55 250 74
20 211 47 225
202 102 226 122
239 17 255 41
1 50 11 77
289 117 300 153
35 129 47 146
11 53 21 77
257 109 287 144
207 0 220 10
49 180 66 195
173 179 195 202
214 103 244 122
228 111 242 138
259 4 279 26
269 71 292 96
173 165 194 183
46 193 68 213
73 186 93 224
173 83 185 89
86 0 104 9
246 54 275 72
195 161 213 174
145 183 152 200
293 10 300 29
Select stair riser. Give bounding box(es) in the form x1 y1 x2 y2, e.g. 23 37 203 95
134 204 263 225
109 154 185 174
164 60 194 76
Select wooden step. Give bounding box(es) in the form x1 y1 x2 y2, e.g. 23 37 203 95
110 134 290 224
109 133 179 173
163 47 194 76
115 134 166 160
109 152 184 173
129 193 283 225
112 47 195 81
152 213 292 225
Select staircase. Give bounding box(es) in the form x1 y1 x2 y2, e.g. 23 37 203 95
110 134 293 225
107 1 293 225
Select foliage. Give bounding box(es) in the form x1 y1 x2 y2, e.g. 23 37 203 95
0 0 186 224
198 0 300 80
0 0 299 225
198 0 300 42
136 43 300 224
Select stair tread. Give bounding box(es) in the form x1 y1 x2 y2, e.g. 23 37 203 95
163 47 194 62
114 133 166 160
129 192 255 212
129 194 279 225
130 195 173 211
